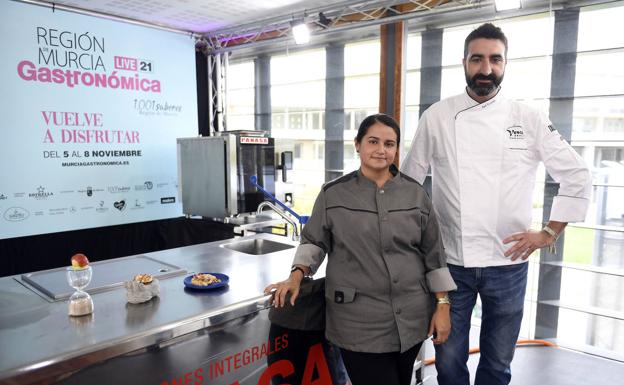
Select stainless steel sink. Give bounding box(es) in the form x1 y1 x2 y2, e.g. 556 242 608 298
221 238 295 255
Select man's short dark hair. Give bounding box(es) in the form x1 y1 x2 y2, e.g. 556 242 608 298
464 23 508 59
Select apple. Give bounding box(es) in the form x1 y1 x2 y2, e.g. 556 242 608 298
71 253 90 269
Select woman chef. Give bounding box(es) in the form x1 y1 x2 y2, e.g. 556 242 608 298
264 114 457 385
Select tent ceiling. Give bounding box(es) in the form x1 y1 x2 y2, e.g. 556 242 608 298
34 0 371 33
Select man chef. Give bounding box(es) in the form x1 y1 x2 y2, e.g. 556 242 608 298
401 23 592 385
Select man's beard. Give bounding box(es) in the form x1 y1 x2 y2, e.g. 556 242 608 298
465 72 504 97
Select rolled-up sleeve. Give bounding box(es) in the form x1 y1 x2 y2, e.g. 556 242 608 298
426 267 455 293
537 116 592 223
292 190 331 275
420 200 457 292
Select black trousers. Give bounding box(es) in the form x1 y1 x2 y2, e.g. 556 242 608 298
340 342 423 385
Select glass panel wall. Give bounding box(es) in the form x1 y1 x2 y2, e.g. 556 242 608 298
344 40 381 173
270 49 326 214
225 61 255 130
403 34 422 154
560 2 624 358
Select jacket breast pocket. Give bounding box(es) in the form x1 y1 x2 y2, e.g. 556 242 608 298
326 285 356 304
505 137 528 151
504 135 530 166
388 207 428 247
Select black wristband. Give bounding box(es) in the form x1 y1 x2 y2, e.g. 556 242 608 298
290 266 305 276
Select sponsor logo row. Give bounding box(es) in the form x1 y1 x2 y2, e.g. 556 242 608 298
1 181 175 200
2 197 176 222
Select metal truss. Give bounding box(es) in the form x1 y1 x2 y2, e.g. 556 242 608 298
207 53 228 134
201 0 482 54
199 0 482 133
199 0 480 133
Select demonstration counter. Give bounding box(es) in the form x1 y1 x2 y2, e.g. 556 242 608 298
0 233 330 385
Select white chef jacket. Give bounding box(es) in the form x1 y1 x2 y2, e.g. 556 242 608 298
401 89 592 267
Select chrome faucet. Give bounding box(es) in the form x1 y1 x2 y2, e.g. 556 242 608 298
256 201 300 241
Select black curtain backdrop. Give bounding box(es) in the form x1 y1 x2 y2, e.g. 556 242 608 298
196 50 209 136
0 218 234 277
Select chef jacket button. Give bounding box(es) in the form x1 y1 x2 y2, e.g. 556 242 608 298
393 278 399 284
395 308 402 314
379 189 384 194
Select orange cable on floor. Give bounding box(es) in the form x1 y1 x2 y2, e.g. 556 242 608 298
423 339 556 366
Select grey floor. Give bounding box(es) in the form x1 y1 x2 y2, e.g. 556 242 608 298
416 329 624 385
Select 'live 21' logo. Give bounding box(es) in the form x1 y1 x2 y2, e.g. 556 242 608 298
114 56 153 73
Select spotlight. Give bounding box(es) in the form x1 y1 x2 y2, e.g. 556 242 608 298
195 37 208 51
495 0 522 11
292 22 310 45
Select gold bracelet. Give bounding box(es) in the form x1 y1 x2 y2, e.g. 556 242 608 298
436 296 451 305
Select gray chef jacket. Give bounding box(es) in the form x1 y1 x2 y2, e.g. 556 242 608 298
293 167 457 353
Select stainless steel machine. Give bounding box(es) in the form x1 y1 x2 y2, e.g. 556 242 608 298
177 131 276 218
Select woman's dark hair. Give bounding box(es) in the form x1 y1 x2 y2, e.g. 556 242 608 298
464 23 508 59
355 113 400 145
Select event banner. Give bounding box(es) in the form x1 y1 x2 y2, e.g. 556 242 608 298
0 1 198 240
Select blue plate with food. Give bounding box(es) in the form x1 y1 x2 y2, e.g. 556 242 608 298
184 273 229 290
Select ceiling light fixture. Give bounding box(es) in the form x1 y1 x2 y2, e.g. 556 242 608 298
495 0 522 11
292 21 310 45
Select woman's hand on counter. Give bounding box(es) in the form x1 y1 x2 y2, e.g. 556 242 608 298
263 271 304 307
